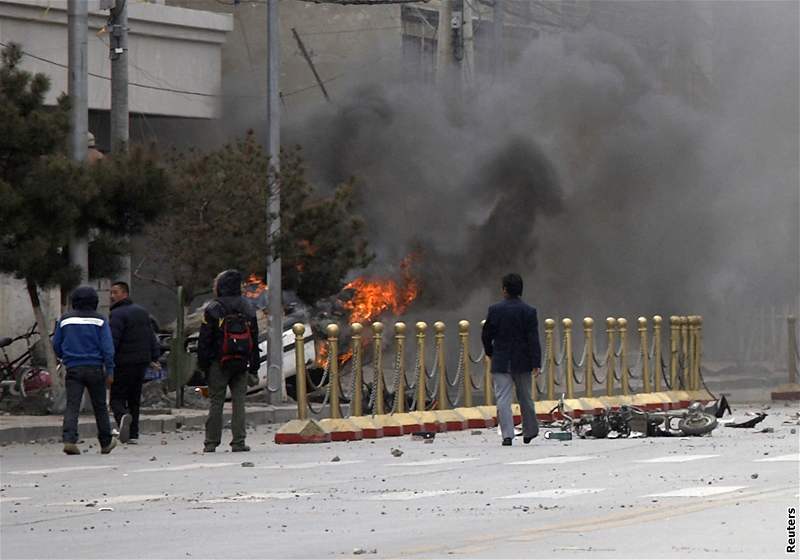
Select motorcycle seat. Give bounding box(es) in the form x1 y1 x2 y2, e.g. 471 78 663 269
0 337 11 348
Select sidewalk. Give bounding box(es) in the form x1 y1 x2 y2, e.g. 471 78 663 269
0 404 299 444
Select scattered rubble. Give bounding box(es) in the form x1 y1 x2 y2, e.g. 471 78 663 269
390 448 403 457
331 456 341 462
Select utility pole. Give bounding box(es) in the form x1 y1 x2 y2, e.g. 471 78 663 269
266 0 285 403
437 0 470 92
492 0 504 78
68 0 89 283
109 0 131 286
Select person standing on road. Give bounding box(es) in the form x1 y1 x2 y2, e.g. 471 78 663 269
53 286 117 455
197 269 260 453
481 273 541 446
109 281 160 444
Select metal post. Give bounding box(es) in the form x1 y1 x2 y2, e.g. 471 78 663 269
394 322 406 413
415 322 427 412
618 318 629 395
351 323 363 416
175 286 185 408
669 316 680 390
583 318 594 398
638 317 650 393
680 316 689 389
435 322 447 410
563 318 574 399
653 315 663 392
545 318 555 400
292 323 307 421
492 0 504 77
459 320 472 408
266 0 283 403
68 0 89 283
606 318 617 396
327 324 340 419
372 322 385 415
789 316 798 385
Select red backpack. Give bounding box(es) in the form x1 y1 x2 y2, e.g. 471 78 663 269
219 311 253 373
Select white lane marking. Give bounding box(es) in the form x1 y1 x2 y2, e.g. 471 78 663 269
0 497 31 504
507 456 597 465
635 454 720 463
387 458 479 467
131 462 238 473
201 492 316 503
754 454 800 463
258 460 363 470
364 490 459 501
497 488 605 500
7 465 114 475
48 494 165 507
645 486 747 498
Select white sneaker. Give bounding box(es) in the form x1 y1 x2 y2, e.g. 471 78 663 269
127 438 138 445
118 414 132 444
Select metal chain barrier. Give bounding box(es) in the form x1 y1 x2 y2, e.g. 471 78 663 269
367 341 382 414
469 349 486 364
388 345 404 414
306 347 332 416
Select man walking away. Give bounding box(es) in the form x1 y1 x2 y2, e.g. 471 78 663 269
109 281 160 444
53 286 117 455
197 269 260 453
481 273 541 446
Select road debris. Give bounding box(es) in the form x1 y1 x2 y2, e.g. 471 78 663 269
98 507 114 512
723 413 767 429
331 456 341 462
390 448 403 457
241 462 254 468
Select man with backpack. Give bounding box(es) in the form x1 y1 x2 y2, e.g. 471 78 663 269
197 269 260 453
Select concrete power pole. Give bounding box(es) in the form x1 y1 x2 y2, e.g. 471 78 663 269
109 0 131 286
492 0 504 78
266 0 284 402
437 0 472 92
67 0 89 283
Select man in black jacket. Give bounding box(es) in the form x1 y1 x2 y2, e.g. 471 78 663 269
197 269 260 453
481 273 541 446
109 281 160 444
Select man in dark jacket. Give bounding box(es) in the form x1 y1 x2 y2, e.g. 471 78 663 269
53 286 117 455
109 281 160 444
481 273 541 446
197 269 259 453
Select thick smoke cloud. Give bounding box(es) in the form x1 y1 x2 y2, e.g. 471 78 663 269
282 3 798 359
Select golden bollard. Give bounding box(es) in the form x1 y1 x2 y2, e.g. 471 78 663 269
545 318 556 400
459 320 472 408
653 315 663 392
415 321 428 412
583 317 594 398
481 319 493 405
350 323 364 417
691 315 703 391
434 322 448 410
372 322 385 415
606 317 617 396
687 316 698 391
394 322 407 413
789 316 798 385
293 323 308 421
326 323 342 419
669 316 680 390
638 316 650 394
617 318 629 395
563 318 575 399
680 315 689 389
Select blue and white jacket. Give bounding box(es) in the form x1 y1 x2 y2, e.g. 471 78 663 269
52 286 115 377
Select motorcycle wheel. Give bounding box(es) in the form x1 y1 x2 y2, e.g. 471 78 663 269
679 414 718 436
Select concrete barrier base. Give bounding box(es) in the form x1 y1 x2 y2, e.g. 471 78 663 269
453 406 494 428
348 416 384 438
274 419 331 444
369 414 405 437
408 411 446 432
386 413 423 434
318 418 363 441
771 383 800 401
433 409 468 431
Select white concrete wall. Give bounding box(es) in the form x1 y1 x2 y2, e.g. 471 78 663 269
0 0 233 118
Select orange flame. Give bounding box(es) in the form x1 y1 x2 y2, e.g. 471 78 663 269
342 254 420 325
243 274 267 299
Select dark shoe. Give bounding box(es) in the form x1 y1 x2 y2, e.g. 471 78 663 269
101 438 118 455
203 445 217 453
231 444 251 452
502 438 513 446
127 438 138 445
118 413 132 444
523 434 538 444
63 443 81 455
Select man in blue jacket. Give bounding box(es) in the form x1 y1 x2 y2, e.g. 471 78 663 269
53 286 117 455
109 281 160 444
481 273 541 446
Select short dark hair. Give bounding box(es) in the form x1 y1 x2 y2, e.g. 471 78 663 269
111 281 130 294
502 273 523 297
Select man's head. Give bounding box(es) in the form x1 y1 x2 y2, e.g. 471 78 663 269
214 269 243 297
110 281 130 304
502 273 523 299
70 286 99 311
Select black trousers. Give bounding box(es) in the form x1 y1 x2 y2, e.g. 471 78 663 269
63 366 112 447
110 363 147 440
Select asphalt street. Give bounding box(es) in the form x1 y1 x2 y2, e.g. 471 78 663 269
1 402 798 559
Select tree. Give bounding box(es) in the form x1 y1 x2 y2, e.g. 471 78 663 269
140 131 373 307
0 43 170 411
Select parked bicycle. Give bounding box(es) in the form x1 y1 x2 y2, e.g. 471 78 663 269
0 323 53 400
